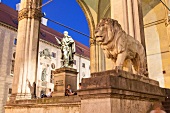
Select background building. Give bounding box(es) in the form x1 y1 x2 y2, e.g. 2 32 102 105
0 3 90 113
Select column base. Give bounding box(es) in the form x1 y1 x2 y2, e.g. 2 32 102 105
9 93 32 102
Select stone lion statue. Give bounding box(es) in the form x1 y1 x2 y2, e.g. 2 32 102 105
95 18 147 75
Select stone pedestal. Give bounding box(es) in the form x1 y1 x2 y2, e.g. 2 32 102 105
5 69 166 113
78 70 166 113
52 67 78 96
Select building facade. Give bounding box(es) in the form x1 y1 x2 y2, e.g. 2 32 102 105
0 3 90 113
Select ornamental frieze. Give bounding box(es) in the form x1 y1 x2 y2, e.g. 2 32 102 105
18 8 43 21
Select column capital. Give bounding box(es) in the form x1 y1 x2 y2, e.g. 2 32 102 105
18 8 43 21
165 16 170 26
90 38 96 46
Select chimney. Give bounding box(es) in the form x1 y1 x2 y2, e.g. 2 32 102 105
16 3 20 11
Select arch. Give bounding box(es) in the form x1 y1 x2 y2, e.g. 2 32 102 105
76 0 95 38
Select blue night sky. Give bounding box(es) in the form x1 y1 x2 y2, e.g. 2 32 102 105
2 0 90 47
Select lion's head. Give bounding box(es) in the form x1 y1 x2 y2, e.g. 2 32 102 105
95 18 122 45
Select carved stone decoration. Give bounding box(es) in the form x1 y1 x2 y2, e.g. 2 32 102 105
95 18 147 76
165 16 170 26
39 48 51 59
18 8 42 21
18 8 29 21
90 38 96 46
41 68 47 81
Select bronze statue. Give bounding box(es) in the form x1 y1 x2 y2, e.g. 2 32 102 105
55 31 76 67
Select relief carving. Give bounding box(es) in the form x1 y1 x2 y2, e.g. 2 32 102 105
39 48 51 59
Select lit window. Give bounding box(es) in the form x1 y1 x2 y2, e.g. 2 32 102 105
14 39 17 45
82 63 85 68
52 52 56 58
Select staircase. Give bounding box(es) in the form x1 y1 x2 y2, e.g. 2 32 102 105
162 88 170 113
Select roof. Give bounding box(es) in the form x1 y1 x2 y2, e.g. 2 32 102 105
0 3 90 58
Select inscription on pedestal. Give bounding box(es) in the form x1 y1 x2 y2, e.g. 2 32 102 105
56 80 64 86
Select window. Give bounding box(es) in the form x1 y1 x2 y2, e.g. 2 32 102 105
11 60 15 74
82 63 85 68
9 88 12 94
52 52 56 58
50 74 53 83
74 60 76 65
51 63 55 69
13 52 16 59
14 39 17 45
50 71 53 83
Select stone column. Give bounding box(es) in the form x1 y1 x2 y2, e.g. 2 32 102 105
110 0 145 46
95 42 99 72
165 0 170 88
127 0 135 37
89 39 96 73
11 0 42 100
132 0 146 48
111 0 126 29
166 0 170 49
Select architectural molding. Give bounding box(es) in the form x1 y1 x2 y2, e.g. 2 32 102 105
144 18 166 28
0 22 17 32
76 0 95 38
90 38 96 46
165 17 170 26
18 8 42 21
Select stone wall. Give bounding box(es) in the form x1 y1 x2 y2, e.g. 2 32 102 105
5 96 81 113
142 0 170 88
0 25 16 113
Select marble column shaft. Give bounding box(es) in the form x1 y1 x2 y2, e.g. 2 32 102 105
11 0 42 100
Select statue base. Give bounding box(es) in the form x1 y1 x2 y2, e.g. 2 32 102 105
52 67 78 96
78 70 166 113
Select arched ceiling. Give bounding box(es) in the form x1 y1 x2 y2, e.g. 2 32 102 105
142 0 161 17
76 0 110 37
